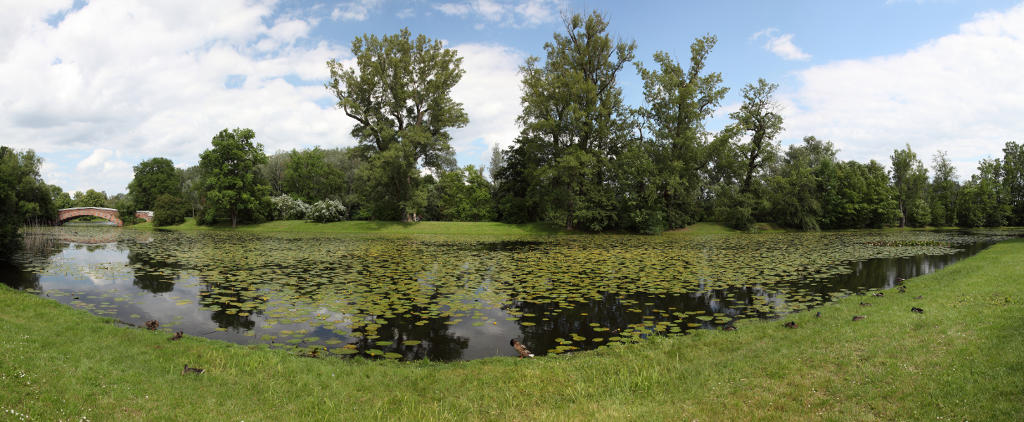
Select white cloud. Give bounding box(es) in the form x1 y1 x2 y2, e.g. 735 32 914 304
0 0 354 194
331 0 383 22
396 8 416 19
751 28 811 61
449 43 525 159
434 3 473 17
434 0 561 28
782 3 1024 176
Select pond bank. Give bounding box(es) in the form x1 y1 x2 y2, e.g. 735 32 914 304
2 239 1021 420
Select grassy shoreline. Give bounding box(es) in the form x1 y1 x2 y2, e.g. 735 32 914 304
2 238 1022 419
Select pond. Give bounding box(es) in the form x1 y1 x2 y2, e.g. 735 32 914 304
1 227 1015 361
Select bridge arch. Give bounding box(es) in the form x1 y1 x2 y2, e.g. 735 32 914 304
56 207 124 227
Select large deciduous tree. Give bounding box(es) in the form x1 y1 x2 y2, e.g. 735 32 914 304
326 28 468 221
198 128 270 228
1 146 55 260
1002 141 1024 225
731 78 783 195
634 35 728 228
499 11 636 231
889 144 929 227
128 157 181 210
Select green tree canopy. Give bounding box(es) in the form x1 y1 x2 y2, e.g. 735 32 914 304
889 144 929 227
730 78 783 194
327 28 468 220
500 11 636 230
1 146 55 260
128 157 181 210
284 148 343 203
74 189 108 208
198 128 270 228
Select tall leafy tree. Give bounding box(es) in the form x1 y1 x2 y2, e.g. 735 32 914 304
730 78 783 194
128 157 181 210
1 147 55 260
929 151 959 227
198 128 270 228
326 28 468 220
889 144 929 227
635 35 729 228
502 11 636 230
1001 141 1024 225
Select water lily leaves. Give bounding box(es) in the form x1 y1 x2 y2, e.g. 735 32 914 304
10 226 1014 361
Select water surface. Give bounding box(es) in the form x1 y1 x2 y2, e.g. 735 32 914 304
2 227 1012 361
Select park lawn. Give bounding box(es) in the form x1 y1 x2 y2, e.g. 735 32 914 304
2 240 1022 421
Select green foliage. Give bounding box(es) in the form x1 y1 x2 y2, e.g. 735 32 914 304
270 195 310 220
731 79 783 194
425 165 495 221
153 194 187 226
498 12 635 231
327 28 467 220
957 159 1011 227
631 35 729 229
284 148 344 203
1002 141 1024 225
308 199 347 223
906 198 932 228
128 157 181 210
198 128 270 228
890 144 929 227
73 189 108 208
1 146 56 260
929 151 959 227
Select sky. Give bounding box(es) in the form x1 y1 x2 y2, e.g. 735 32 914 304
2 0 1023 195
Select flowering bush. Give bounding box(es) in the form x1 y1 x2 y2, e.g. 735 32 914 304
270 195 310 221
308 199 346 223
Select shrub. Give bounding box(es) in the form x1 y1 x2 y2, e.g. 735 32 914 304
270 195 310 220
308 199 346 223
153 194 187 226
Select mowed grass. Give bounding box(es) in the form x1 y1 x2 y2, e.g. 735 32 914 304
2 240 1023 421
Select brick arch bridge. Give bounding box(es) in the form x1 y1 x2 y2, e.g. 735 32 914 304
55 208 156 227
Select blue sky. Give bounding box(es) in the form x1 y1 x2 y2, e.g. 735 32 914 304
2 0 1023 195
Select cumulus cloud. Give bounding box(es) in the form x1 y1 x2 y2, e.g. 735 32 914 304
331 0 383 21
449 43 525 161
782 3 1024 176
433 0 562 28
0 0 355 194
751 28 811 61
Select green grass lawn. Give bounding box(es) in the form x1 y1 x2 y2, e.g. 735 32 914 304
3 241 1022 420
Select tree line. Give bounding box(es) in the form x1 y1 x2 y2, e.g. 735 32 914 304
3 11 1023 261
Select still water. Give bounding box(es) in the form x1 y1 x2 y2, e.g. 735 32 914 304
1 227 1011 361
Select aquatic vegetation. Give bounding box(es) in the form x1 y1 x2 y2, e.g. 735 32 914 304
3 227 1015 361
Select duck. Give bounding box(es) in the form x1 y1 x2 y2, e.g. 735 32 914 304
873 292 884 297
911 307 924 314
914 295 923 300
169 331 183 341
510 339 534 358
145 320 159 330
783 321 798 329
723 325 737 331
894 277 905 285
182 364 205 375
860 302 871 307
852 315 866 321
815 311 821 318
898 286 907 293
